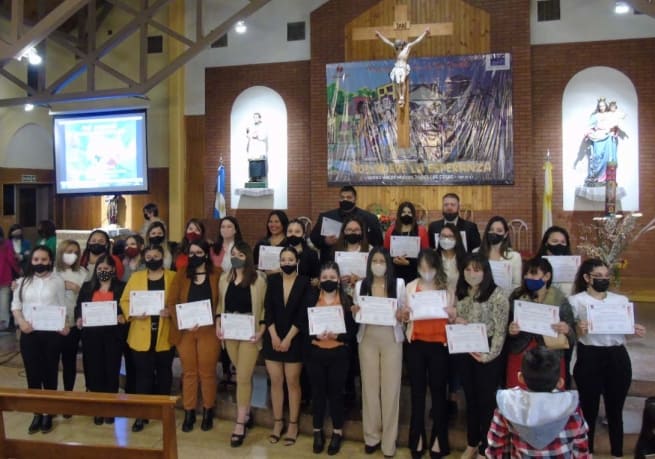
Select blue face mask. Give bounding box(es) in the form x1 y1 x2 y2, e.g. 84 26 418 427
525 278 546 292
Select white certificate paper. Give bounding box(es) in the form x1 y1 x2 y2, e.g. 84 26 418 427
542 256 581 283
335 251 368 278
446 323 490 354
25 305 66 331
258 245 284 270
320 217 342 237
489 260 512 291
409 290 448 320
82 301 118 327
586 301 635 335
513 300 559 338
356 296 397 326
390 235 421 258
130 290 165 316
176 299 214 330
221 313 255 341
308 305 347 335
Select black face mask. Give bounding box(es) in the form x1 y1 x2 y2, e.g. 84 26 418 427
32 263 50 274
339 200 355 212
591 278 610 293
149 236 165 246
443 212 458 222
280 264 297 275
399 214 414 225
187 255 205 269
88 243 106 255
97 271 113 282
547 244 568 256
320 280 339 293
145 259 164 271
144 213 150 220
487 233 505 245
286 235 303 247
344 233 362 244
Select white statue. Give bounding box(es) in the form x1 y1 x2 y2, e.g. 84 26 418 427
245 112 268 182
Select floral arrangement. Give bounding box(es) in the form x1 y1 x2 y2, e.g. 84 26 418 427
368 204 395 232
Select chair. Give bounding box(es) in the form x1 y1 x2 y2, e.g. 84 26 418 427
509 218 530 258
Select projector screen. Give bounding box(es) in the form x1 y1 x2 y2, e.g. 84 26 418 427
53 109 149 195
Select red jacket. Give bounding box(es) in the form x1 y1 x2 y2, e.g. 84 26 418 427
0 240 19 286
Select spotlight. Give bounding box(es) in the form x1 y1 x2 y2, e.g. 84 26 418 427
234 20 247 34
614 1 631 14
19 47 42 65
24 103 34 112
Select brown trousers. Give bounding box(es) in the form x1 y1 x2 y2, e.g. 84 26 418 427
177 326 220 410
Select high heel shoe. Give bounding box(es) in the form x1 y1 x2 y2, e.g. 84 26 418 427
200 407 214 431
28 414 42 435
230 422 246 447
327 432 343 455
313 429 325 454
244 410 254 429
284 420 298 446
269 418 284 444
182 410 196 432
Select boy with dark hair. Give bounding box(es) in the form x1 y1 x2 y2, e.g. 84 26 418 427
486 347 590 458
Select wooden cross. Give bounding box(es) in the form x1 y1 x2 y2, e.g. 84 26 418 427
352 3 453 149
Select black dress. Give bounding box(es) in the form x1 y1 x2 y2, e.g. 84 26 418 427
298 247 320 280
262 274 311 363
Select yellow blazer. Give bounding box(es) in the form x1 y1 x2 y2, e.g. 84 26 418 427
217 271 267 350
121 269 176 352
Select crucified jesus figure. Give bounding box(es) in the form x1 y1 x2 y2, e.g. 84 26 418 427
376 27 430 108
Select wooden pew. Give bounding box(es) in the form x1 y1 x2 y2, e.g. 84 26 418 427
0 388 178 459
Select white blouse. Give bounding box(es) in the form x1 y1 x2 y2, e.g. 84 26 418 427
569 290 628 347
55 267 88 327
11 272 67 322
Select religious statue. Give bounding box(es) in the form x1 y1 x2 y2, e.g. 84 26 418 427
375 27 430 107
246 112 268 183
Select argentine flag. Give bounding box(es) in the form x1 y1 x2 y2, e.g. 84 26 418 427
213 164 226 219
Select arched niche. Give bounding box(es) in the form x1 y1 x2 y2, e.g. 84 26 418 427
3 123 53 169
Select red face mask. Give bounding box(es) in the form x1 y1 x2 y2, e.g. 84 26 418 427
186 231 201 242
125 247 140 258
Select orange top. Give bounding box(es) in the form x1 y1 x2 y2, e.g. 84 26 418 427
92 290 114 302
312 291 344 350
411 284 447 343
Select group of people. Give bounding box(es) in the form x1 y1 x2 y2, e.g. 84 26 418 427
0 190 646 458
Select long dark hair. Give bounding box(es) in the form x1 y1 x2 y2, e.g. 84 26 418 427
80 229 111 267
536 225 572 257
391 201 418 236
185 240 214 279
417 248 448 289
179 218 206 255
18 245 54 302
510 257 554 301
336 215 369 252
265 210 289 239
230 240 258 286
573 258 608 294
318 261 348 300
89 253 119 292
37 220 56 239
212 216 243 255
286 218 309 248
435 222 467 273
359 247 397 298
456 253 497 302
479 216 513 259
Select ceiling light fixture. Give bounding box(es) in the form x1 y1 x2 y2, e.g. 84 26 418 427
18 47 43 65
235 20 247 34
24 103 34 112
614 1 631 14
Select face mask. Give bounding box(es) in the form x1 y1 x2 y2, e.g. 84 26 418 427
465 272 483 286
339 200 355 212
418 270 436 282
62 253 78 266
280 264 297 275
187 255 205 269
286 235 303 247
145 259 164 271
125 246 140 258
149 236 165 246
399 214 413 225
439 238 456 250
97 271 113 282
231 257 246 269
525 278 546 292
371 263 387 277
547 244 568 256
88 243 106 255
320 280 339 293
487 233 505 246
591 278 610 293
186 231 201 243
344 233 362 244
443 212 458 221
144 213 150 220
32 263 50 274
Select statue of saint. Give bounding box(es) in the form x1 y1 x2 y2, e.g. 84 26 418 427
245 112 268 182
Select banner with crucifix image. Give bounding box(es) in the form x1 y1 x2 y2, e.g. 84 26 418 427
326 53 513 185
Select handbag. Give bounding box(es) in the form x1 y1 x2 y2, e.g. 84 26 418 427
542 333 569 350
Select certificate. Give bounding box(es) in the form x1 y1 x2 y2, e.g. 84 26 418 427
513 300 559 338
390 235 421 258
356 296 397 326
409 290 448 320
334 251 368 278
542 256 581 283
129 290 164 316
320 217 342 237
433 231 468 251
586 301 635 335
221 313 255 341
82 301 118 327
489 260 512 291
308 305 347 335
446 323 490 354
176 299 214 330
24 305 66 331
258 245 283 270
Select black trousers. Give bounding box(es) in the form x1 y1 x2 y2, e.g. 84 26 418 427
407 341 450 456
307 345 349 430
82 327 123 394
573 343 632 457
20 331 61 391
132 348 175 396
60 326 81 391
457 353 503 455
120 324 136 393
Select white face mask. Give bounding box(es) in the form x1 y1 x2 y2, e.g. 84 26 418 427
439 238 456 250
62 253 78 266
418 270 436 282
371 263 387 277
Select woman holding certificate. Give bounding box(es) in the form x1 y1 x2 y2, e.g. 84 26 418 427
121 244 176 433
383 202 429 285
215 240 267 447
11 245 67 434
167 239 220 433
352 247 406 458
263 246 311 445
253 210 289 272
478 217 522 293
536 226 575 296
570 258 646 458
305 261 357 455
435 223 467 294
455 254 510 459
74 254 126 425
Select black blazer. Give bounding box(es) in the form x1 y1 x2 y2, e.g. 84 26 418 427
74 279 126 320
264 273 312 337
427 217 481 253
298 247 320 280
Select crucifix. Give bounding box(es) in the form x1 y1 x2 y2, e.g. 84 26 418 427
352 3 453 148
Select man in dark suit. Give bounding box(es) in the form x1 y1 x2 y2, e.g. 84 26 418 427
428 193 481 253
310 185 383 262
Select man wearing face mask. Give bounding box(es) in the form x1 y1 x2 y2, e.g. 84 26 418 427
428 193 480 253
310 185 383 262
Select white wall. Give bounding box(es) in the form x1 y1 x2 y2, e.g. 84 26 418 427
531 0 655 45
